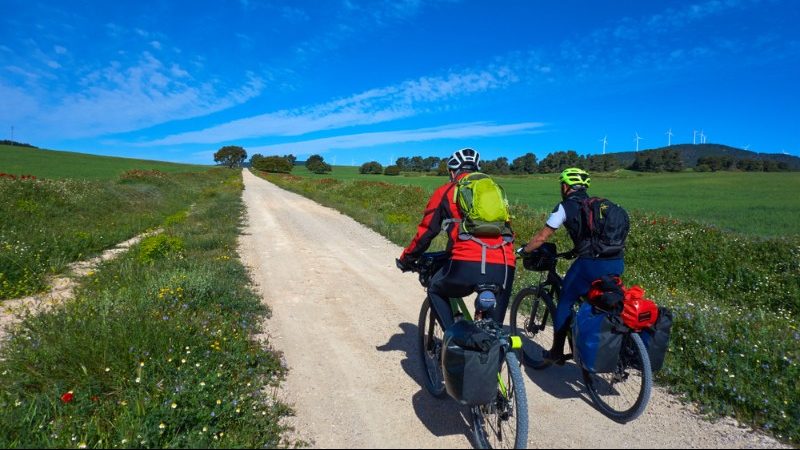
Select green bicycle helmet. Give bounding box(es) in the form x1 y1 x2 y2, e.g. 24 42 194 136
559 167 591 188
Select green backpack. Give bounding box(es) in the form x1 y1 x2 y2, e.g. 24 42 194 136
453 173 512 237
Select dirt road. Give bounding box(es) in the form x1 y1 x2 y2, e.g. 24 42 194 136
238 169 783 449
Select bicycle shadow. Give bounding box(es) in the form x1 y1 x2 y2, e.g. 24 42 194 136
517 340 595 406
376 322 475 442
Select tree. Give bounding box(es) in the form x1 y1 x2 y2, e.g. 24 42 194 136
409 156 426 172
305 154 332 174
253 156 293 173
359 161 384 175
395 157 410 171
539 150 582 173
214 145 247 168
511 153 538 174
436 159 449 176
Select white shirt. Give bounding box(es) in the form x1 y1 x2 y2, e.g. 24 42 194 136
546 204 567 229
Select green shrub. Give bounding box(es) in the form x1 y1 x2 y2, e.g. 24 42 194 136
137 235 185 264
253 156 293 173
384 165 401 176
359 161 384 174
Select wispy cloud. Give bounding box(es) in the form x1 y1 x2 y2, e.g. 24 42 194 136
248 121 545 155
5 52 264 140
143 64 518 146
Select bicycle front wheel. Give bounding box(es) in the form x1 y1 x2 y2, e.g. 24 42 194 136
582 332 652 422
472 351 529 449
510 285 557 368
418 298 447 398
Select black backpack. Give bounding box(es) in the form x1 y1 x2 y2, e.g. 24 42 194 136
580 197 630 258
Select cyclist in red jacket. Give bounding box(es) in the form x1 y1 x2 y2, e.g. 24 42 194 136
397 148 516 329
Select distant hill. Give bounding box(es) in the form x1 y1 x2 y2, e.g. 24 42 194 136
0 145 208 180
607 144 800 170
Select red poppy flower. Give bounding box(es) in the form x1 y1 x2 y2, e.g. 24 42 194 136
61 391 74 403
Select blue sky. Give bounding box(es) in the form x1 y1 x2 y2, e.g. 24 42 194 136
2 0 799 165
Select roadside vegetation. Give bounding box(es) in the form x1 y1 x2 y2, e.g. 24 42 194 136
0 169 293 448
287 165 800 237
254 169 799 444
0 170 199 300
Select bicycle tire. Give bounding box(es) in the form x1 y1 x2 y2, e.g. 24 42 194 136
472 351 529 449
510 285 557 368
582 332 652 422
418 298 447 398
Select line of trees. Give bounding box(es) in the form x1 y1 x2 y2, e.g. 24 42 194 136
696 156 790 172
248 152 334 174
384 151 622 176
0 140 37 148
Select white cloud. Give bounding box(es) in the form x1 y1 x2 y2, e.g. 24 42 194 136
6 53 264 140
248 121 545 155
54 45 67 55
150 40 162 50
144 65 518 146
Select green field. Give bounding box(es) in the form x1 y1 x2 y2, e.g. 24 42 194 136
0 145 208 180
291 166 800 237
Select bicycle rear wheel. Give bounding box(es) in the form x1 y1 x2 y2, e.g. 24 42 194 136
472 351 528 449
418 298 447 398
510 286 557 368
582 332 652 422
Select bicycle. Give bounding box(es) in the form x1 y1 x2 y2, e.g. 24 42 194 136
399 252 528 449
509 244 652 423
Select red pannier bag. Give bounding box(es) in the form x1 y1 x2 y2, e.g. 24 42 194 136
622 285 659 331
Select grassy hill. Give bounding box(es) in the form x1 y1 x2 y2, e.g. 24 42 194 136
0 145 207 179
608 143 800 169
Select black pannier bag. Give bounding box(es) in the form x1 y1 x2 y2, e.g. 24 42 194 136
641 306 673 372
586 274 624 312
442 321 503 406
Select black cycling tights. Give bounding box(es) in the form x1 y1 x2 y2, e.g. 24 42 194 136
427 259 515 330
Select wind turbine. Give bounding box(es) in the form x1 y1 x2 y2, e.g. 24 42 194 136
666 128 674 146
700 130 706 144
693 130 698 145
634 132 644 152
744 144 751 150
600 135 608 155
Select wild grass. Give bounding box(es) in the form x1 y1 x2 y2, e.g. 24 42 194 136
0 169 293 448
0 170 215 300
256 169 800 444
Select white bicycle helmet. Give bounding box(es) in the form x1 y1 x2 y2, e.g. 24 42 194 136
447 148 481 171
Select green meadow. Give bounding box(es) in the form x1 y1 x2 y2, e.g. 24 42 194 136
0 145 207 180
0 146 212 299
290 165 800 237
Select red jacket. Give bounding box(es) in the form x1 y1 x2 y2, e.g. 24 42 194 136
400 173 516 267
